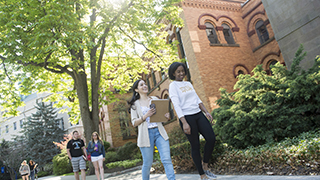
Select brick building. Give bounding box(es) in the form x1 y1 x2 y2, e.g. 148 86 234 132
146 0 284 114
104 0 286 147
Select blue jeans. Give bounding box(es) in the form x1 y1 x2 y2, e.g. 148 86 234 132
29 170 35 180
139 127 175 180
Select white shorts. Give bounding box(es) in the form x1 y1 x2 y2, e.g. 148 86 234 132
91 154 104 162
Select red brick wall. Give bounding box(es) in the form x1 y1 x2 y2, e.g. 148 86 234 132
108 93 137 148
181 0 257 111
242 0 284 72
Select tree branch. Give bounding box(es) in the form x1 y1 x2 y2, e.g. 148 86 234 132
95 0 134 49
118 27 164 62
0 56 12 82
94 0 135 89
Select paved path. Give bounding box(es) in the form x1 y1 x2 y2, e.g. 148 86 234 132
38 169 320 180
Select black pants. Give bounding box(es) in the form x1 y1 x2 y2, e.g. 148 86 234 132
180 112 216 175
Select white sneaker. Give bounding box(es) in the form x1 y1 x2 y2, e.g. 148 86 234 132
204 170 217 179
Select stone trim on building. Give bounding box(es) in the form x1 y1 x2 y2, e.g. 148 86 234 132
183 0 242 12
198 13 240 32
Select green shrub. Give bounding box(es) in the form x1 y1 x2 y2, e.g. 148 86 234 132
106 159 141 169
37 171 50 177
213 129 320 175
108 147 117 152
116 142 139 161
105 151 119 163
213 45 320 148
170 138 225 170
52 149 72 175
168 125 188 146
103 141 111 152
42 163 54 175
132 151 142 160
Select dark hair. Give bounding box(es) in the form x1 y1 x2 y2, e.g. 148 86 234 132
168 62 187 80
127 80 142 113
72 130 78 135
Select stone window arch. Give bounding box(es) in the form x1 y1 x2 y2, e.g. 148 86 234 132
255 20 269 44
222 23 235 44
205 22 219 44
233 64 250 78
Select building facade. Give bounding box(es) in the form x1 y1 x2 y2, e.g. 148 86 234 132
0 93 76 141
146 0 284 114
262 0 320 70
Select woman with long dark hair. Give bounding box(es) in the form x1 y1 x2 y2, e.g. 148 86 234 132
168 62 217 180
87 131 105 180
29 160 37 180
128 79 175 180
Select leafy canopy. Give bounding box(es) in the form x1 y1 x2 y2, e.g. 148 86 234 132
0 0 183 124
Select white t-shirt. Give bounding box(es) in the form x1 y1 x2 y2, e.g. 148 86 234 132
169 81 202 119
141 106 158 129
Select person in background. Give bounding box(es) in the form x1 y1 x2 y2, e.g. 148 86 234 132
29 160 38 180
128 79 176 180
168 62 217 180
67 130 87 180
19 160 30 180
34 164 39 180
87 132 106 180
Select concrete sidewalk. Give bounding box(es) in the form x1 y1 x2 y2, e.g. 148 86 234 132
38 169 320 180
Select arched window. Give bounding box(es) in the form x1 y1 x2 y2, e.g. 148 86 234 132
237 70 244 75
222 24 235 44
255 20 269 44
205 22 219 44
268 60 277 75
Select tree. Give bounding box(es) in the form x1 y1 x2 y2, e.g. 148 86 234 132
18 101 64 164
0 139 23 180
0 0 183 145
213 45 320 148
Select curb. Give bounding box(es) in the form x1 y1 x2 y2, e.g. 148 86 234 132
105 165 143 178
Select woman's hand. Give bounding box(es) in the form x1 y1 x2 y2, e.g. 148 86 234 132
182 122 191 135
205 112 214 125
164 113 170 121
94 147 98 151
103 158 105 161
145 108 156 117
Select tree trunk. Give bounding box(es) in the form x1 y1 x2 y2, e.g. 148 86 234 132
9 169 16 180
75 72 99 142
75 72 99 175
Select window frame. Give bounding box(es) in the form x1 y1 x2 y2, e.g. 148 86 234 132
255 20 269 44
222 23 235 44
205 22 219 44
20 119 23 129
119 110 136 139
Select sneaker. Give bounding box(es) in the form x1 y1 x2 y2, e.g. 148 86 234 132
200 175 211 180
204 170 217 179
